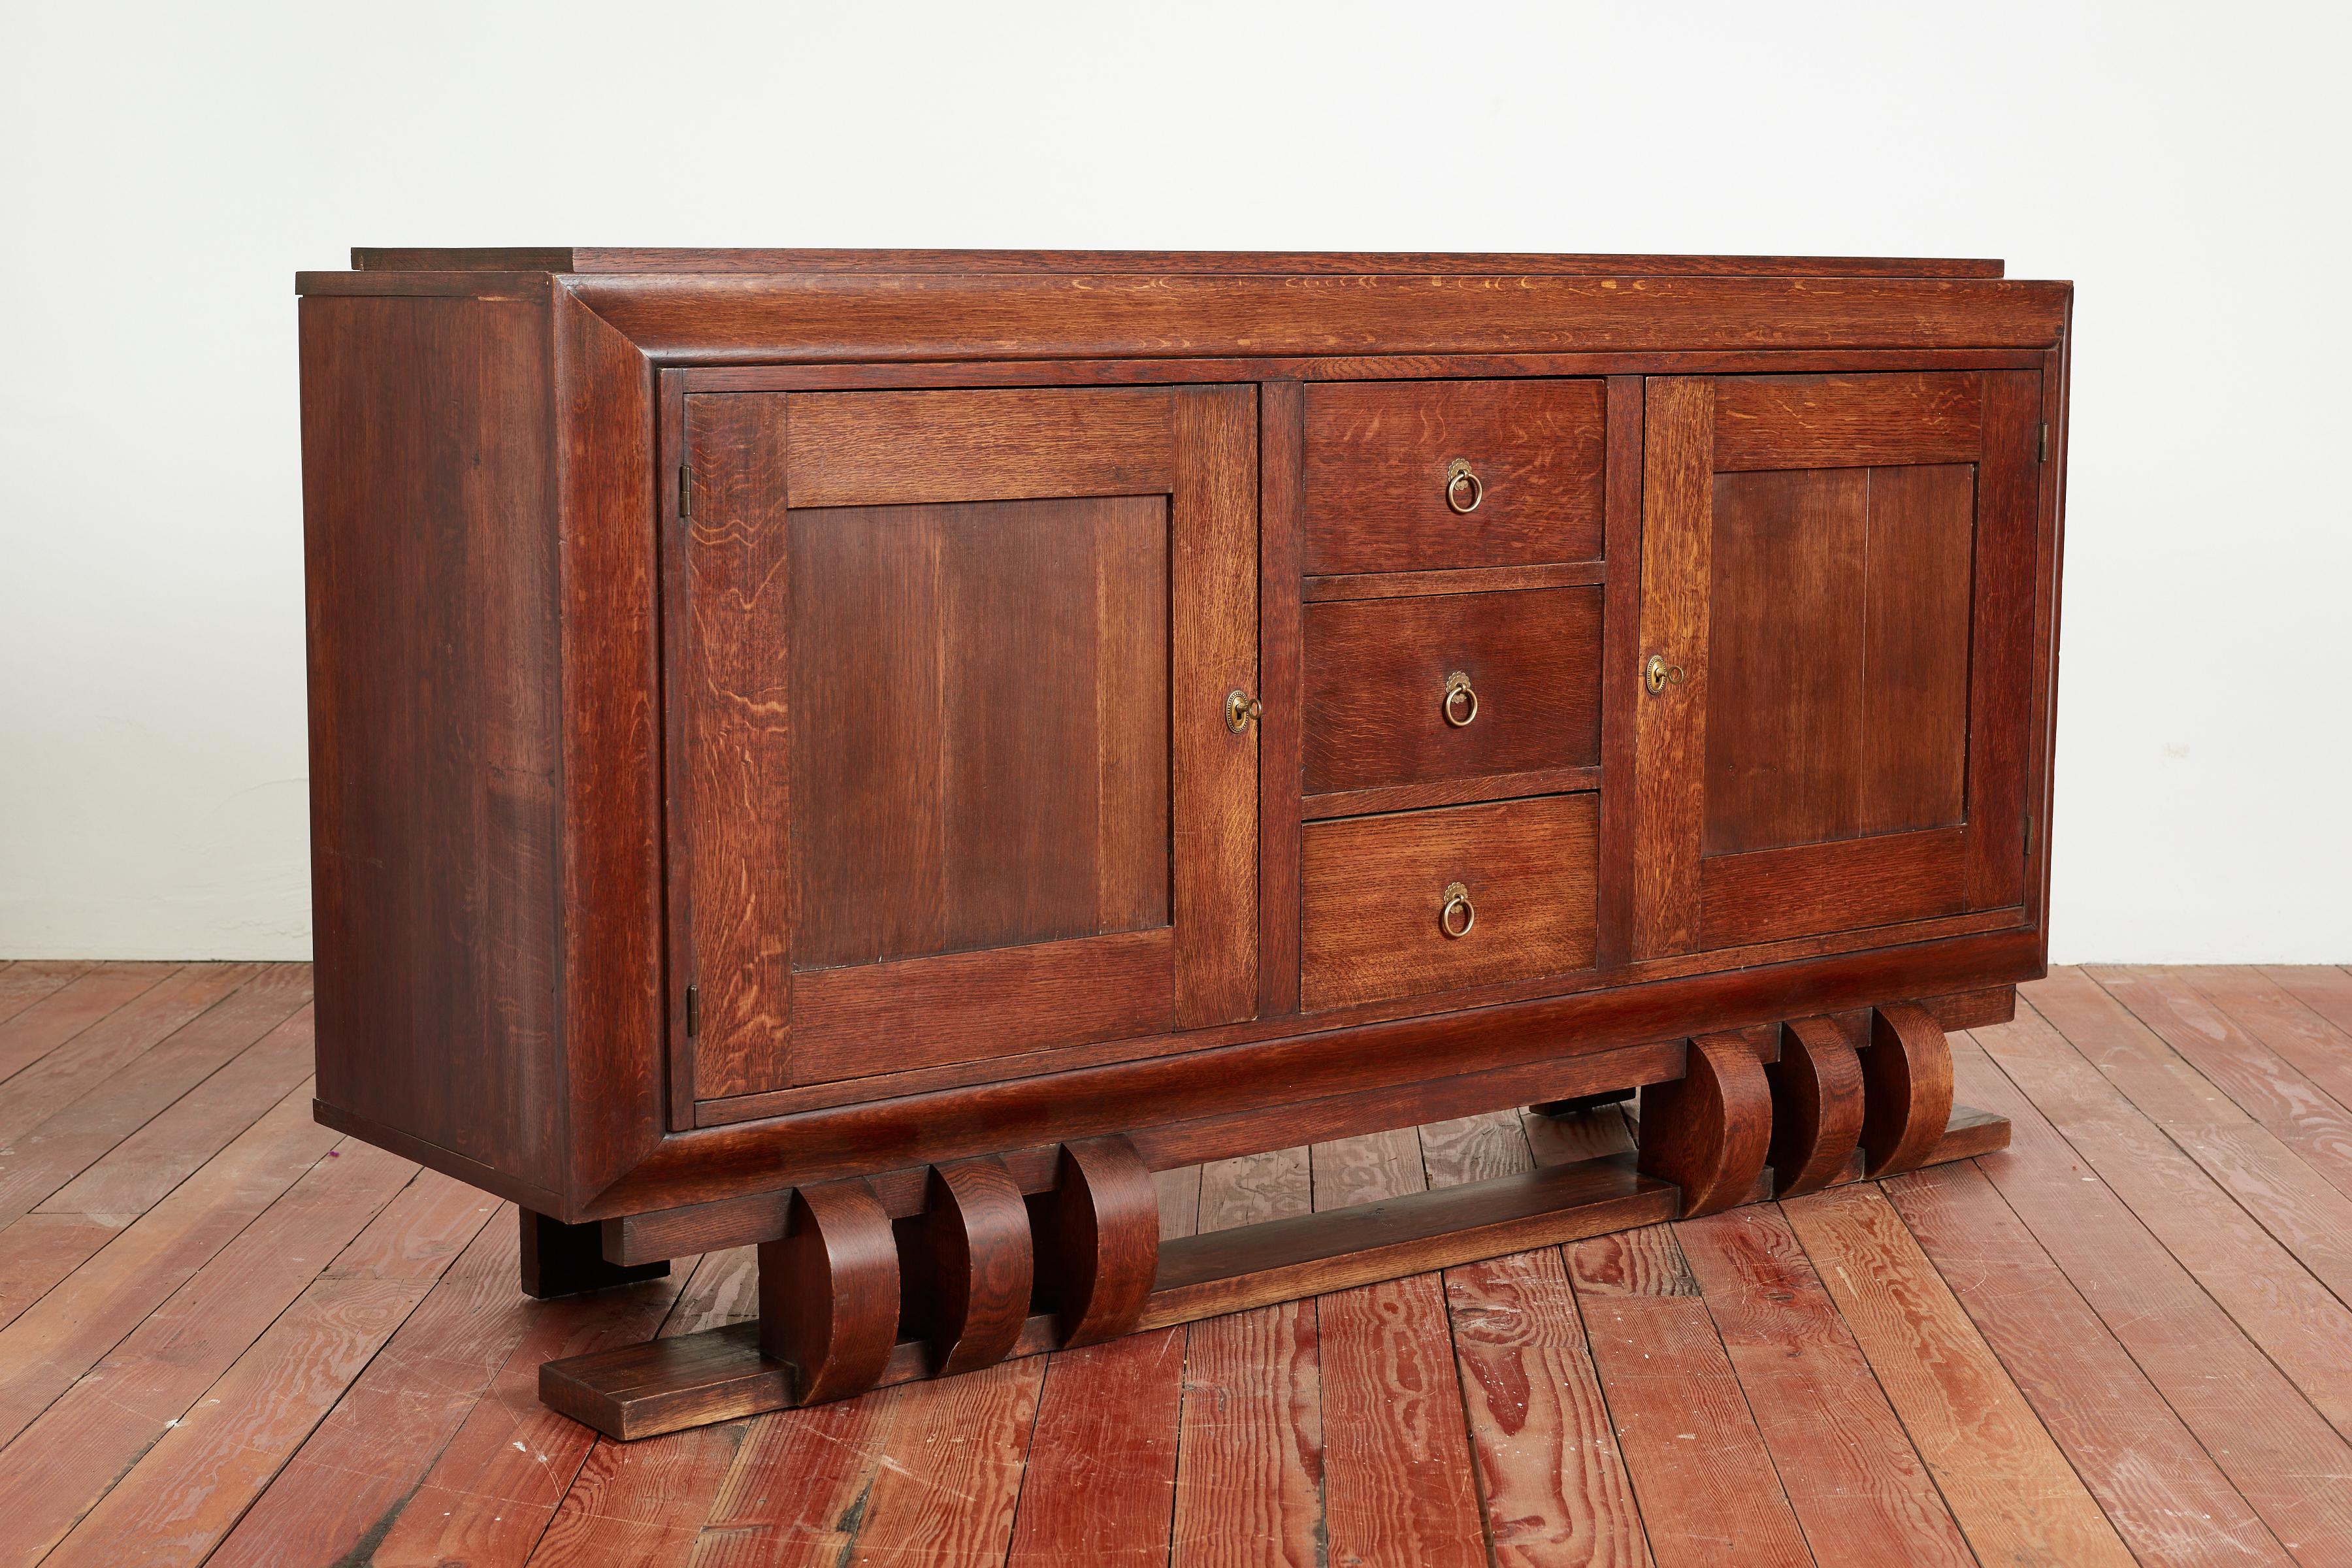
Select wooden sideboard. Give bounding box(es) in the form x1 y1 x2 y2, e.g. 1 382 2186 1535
297 248 2069 1438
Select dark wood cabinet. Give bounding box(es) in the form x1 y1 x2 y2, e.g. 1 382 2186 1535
298 248 2070 1439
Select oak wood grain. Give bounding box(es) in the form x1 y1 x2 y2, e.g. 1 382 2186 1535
1301 795 1599 1010
1303 587 1602 796
1303 378 1606 574
1631 378 1712 957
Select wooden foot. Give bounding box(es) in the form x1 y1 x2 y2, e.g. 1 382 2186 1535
539 1146 1677 1439
517 1209 668 1299
1637 1032 1773 1218
1860 1004 1957 1177
1036 1135 1158 1347
758 1179 900 1405
905 1156 1033 1375
1765 1017 1866 1198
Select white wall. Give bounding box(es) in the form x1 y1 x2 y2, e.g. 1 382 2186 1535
3 1 2346 962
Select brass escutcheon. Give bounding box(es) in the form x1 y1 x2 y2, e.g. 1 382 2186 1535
1439 881 1476 939
1442 670 1478 727
1445 457 1482 514
1225 689 1264 734
1643 653 1687 695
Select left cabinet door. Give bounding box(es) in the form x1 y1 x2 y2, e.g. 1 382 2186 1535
668 386 1260 1106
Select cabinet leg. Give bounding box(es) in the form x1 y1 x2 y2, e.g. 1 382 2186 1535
1036 1134 1158 1347
1766 1017 1867 1198
906 1156 1034 1375
1637 1032 1773 1218
758 1179 900 1405
1860 1003 1957 1177
518 1209 669 1300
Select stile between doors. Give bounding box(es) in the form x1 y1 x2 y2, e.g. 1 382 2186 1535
664 385 1261 1109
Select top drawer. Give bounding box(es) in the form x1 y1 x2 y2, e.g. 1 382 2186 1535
1303 380 1606 575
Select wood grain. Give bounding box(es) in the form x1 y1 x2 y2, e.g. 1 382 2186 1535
302 291 567 1197
1782 1183 2136 1566
1630 378 1712 957
0 962 172 1084
1303 378 1606 574
1446 1247 1651 1567
1944 1024 2352 1560
1993 981 2352 1437
1170 385 1262 1028
1170 1142 1322 1568
355 246 2011 278
1888 1159 2298 1568
1005 1330 1186 1565
1712 372 1983 470
39 1173 493 1568
1568 1224 1811 1568
0 1139 426 1562
1259 379 1306 1020
1303 587 1603 796
1678 1202 1972 1567
1636 1033 1772 1217
1311 1126 1485 1568
784 386 1174 505
1301 794 1599 1010
671 391 794 1099
0 960 90 1030
563 272 2072 366
0 965 308 1230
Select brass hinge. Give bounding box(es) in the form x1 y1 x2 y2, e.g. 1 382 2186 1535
684 983 700 1037
678 464 693 519
2038 422 2050 463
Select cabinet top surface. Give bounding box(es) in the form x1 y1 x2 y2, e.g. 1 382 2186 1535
342 246 2007 280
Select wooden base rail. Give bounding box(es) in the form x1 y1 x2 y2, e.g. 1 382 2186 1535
540 1002 2010 1440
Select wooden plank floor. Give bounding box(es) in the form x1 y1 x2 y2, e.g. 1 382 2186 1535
3 964 2352 1566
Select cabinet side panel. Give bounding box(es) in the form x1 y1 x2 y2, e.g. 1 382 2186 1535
299 292 563 1194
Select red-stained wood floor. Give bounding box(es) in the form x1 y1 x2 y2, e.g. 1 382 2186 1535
4 961 2352 1566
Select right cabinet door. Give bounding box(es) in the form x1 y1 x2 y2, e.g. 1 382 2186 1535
1629 371 2042 957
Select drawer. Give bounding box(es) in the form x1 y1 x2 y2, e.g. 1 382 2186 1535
1303 379 1606 575
1303 587 1603 802
1301 795 1598 1011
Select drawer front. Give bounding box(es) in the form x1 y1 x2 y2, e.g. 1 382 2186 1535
1303 380 1606 575
1301 795 1599 1010
1303 587 1602 800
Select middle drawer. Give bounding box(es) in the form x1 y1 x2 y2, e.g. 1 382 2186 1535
1303 586 1603 805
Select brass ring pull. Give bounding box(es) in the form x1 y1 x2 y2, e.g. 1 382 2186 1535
1643 653 1687 696
1442 671 1478 727
1225 689 1264 734
1439 881 1476 939
1445 457 1482 514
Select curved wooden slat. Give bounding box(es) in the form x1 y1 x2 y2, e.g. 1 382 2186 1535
757 1178 900 1404
911 1156 1034 1375
1637 1032 1772 1217
1040 1134 1160 1346
1767 1017 1867 1197
1861 1003 1957 1177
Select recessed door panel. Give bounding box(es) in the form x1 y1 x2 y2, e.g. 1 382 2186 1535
1631 372 2039 958
670 386 1257 1104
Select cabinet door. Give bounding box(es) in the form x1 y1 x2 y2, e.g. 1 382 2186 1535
1629 372 2040 958
670 386 1258 1103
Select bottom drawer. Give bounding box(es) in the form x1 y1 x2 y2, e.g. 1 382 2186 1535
1301 794 1599 1011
